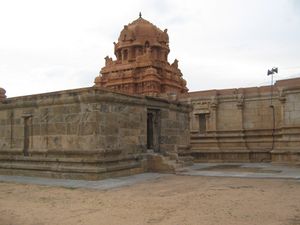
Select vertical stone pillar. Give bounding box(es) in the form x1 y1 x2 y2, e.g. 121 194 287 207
236 94 244 130
205 113 210 132
236 93 247 149
209 96 218 131
210 96 219 150
277 88 286 151
0 93 7 150
10 110 14 149
187 98 198 132
278 88 286 127
191 114 199 131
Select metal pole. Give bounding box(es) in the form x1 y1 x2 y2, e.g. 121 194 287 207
267 67 278 150
270 73 273 106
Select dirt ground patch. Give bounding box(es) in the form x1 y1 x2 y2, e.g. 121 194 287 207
0 175 300 225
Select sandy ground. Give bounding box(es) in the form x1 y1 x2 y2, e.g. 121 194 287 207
1 175 300 225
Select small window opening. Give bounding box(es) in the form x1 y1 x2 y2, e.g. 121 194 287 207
145 41 150 48
199 114 206 134
123 49 128 60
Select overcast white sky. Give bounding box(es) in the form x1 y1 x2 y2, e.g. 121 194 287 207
0 0 300 97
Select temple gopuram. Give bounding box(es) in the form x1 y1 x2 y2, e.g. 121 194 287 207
94 14 188 96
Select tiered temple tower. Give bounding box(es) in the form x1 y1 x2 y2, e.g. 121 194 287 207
94 14 188 96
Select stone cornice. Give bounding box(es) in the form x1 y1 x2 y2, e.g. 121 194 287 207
0 87 191 112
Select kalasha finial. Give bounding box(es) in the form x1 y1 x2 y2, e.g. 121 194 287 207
139 12 142 18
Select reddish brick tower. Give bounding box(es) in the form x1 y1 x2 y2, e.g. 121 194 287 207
94 14 188 96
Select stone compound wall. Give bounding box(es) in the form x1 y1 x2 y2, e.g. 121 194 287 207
0 87 190 179
160 108 190 154
180 77 300 163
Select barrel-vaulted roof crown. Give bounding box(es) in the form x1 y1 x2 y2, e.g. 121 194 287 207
116 16 169 50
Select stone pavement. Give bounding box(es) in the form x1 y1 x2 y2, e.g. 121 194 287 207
0 173 166 190
0 163 299 190
177 163 300 180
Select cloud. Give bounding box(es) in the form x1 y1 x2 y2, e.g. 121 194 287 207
0 0 299 97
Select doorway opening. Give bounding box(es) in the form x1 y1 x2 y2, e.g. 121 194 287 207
23 116 31 156
147 109 160 152
199 113 207 134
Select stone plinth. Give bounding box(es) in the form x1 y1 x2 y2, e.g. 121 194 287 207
0 87 191 179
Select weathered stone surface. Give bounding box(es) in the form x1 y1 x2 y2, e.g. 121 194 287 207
0 87 191 179
181 77 300 163
2 14 300 183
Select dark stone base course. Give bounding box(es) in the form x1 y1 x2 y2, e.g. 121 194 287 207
0 149 123 158
271 150 300 163
191 150 272 163
0 150 145 180
191 150 300 164
0 167 144 181
0 87 191 180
